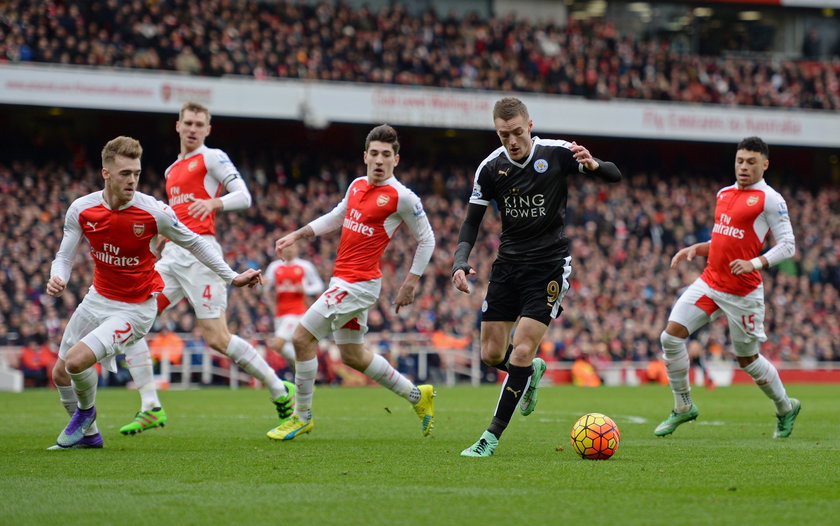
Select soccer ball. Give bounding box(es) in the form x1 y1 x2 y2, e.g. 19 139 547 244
570 413 620 460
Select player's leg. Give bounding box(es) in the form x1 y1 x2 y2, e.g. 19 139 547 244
338 335 435 437
54 337 100 448
184 264 293 421
267 323 320 440
120 339 167 435
726 290 799 437
654 280 714 436
49 307 102 450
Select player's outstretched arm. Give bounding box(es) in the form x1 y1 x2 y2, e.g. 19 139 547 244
451 203 485 294
275 225 315 255
671 241 710 268
232 268 264 288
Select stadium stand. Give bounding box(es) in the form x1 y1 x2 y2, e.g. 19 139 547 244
1 1 838 109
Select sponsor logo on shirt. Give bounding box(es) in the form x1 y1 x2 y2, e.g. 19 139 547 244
85 221 99 232
503 191 546 218
343 208 375 236
712 212 745 239
91 243 141 267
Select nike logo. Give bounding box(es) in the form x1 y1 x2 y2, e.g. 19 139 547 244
506 386 522 397
86 221 99 231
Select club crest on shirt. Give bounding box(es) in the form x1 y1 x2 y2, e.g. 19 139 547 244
133 223 146 237
746 196 759 206
534 159 549 173
188 160 199 171
377 194 390 207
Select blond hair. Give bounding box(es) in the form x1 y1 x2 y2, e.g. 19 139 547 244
101 136 142 167
179 101 211 123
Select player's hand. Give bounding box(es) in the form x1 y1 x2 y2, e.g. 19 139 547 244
232 268 263 288
670 246 696 268
275 232 298 255
187 197 221 221
46 276 66 297
729 259 755 276
451 267 475 294
571 141 599 171
394 274 420 313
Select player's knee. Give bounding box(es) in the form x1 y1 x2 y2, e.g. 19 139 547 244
52 361 69 385
64 352 87 375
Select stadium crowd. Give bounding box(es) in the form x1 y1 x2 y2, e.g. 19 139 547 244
0 154 837 381
2 0 840 110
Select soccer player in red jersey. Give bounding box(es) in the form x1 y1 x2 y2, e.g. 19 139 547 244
452 97 621 457
653 137 800 438
48 136 262 449
264 243 324 365
119 102 297 436
267 124 437 441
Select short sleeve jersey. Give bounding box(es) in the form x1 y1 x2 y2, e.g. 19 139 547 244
469 138 581 264
164 144 240 236
700 180 793 296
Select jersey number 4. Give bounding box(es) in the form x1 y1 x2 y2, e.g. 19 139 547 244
203 285 212 301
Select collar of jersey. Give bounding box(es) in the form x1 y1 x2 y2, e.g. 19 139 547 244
504 137 537 168
99 190 136 210
179 144 208 161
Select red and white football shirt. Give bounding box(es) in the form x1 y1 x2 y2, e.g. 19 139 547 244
51 191 238 303
700 179 795 296
264 257 324 315
308 176 435 283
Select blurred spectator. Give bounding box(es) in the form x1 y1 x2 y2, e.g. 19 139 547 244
19 335 56 387
1 1 838 110
149 324 184 368
572 353 602 387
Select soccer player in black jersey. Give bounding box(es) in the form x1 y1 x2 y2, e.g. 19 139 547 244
452 97 621 457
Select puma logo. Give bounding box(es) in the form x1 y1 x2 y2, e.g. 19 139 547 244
506 386 522 397
86 221 99 231
498 169 509 176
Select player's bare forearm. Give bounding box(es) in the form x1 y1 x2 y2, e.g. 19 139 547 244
671 241 710 267
275 226 314 255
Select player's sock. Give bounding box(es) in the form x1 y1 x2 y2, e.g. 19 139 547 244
742 355 791 415
491 344 513 372
68 367 98 410
661 332 692 412
293 357 318 422
226 335 287 399
363 353 419 403
280 341 296 363
487 363 531 439
124 339 161 411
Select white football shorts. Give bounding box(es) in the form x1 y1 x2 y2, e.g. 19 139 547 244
668 277 767 353
156 236 227 319
59 287 157 372
299 276 380 345
274 314 303 340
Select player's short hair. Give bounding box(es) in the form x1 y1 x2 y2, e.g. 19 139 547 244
737 136 769 158
101 136 142 167
180 101 211 123
365 124 400 154
493 97 529 121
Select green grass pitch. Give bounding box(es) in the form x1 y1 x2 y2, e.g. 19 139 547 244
1 384 838 525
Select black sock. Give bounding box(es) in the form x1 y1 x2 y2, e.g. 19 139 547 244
487 363 533 439
491 344 514 372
